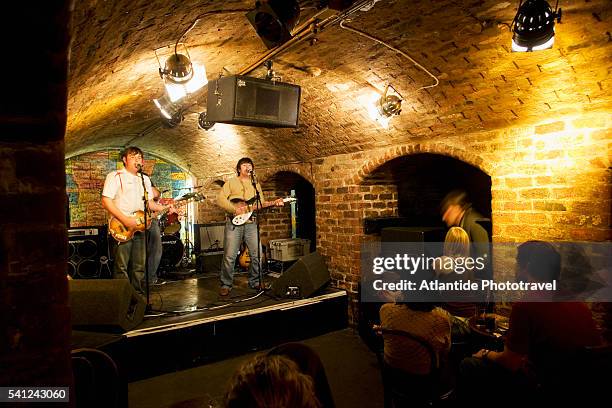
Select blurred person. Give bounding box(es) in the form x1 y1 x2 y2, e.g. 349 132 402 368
225 354 321 408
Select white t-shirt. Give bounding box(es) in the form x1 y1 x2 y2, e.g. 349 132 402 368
102 169 154 217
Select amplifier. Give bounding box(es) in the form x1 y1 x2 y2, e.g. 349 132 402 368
67 226 112 279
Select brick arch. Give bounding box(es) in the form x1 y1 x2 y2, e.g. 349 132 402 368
258 164 315 186
347 143 490 185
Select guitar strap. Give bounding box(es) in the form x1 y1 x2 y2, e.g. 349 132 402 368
115 171 123 192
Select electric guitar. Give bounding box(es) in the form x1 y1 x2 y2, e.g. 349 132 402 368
231 196 296 226
109 193 204 242
238 243 267 270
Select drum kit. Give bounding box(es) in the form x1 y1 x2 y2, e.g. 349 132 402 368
158 191 203 272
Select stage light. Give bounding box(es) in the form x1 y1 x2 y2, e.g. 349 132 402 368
156 44 208 102
153 95 181 121
198 111 215 130
246 0 300 49
378 84 402 118
511 0 561 52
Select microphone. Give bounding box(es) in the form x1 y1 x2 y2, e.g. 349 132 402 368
136 163 143 172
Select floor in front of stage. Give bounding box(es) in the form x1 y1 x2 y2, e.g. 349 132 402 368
128 328 384 408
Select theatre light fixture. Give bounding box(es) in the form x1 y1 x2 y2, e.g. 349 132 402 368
511 0 561 52
378 84 403 118
155 43 208 103
153 95 183 126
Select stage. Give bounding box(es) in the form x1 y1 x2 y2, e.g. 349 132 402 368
71 271 348 382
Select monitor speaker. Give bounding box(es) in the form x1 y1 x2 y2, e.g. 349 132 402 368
271 252 330 299
69 279 145 332
207 75 300 128
67 227 112 279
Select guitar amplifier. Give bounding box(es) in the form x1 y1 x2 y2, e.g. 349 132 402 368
67 226 112 279
269 238 311 262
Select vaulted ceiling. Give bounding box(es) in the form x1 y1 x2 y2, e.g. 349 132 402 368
66 0 612 178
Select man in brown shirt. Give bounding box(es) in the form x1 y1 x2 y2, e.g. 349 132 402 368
217 157 283 296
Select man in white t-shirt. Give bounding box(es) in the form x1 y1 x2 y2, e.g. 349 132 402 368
102 147 170 293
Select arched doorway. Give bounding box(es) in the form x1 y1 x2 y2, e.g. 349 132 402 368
358 152 492 350
263 171 316 251
362 153 491 231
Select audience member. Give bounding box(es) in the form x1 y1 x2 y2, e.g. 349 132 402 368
225 354 321 408
458 241 602 404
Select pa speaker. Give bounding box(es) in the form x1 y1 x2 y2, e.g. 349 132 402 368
271 252 330 299
69 279 145 332
207 75 300 128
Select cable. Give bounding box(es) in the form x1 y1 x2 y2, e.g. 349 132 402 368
174 9 252 53
338 20 439 91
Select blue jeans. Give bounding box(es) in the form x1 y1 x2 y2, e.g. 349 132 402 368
146 219 162 282
113 231 145 293
220 218 262 289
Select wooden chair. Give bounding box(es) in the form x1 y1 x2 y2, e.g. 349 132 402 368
378 328 453 408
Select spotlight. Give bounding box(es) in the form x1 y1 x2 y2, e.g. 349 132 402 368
511 0 561 52
198 112 215 130
161 53 193 84
377 84 402 118
156 44 208 102
246 0 300 49
153 95 182 121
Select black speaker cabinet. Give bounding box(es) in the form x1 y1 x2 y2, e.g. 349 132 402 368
207 75 300 128
381 226 445 243
69 279 145 332
271 252 330 299
196 250 224 274
67 227 112 279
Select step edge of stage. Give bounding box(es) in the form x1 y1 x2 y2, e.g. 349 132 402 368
125 289 348 338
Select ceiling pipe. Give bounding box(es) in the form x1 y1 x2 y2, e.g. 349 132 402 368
238 0 377 75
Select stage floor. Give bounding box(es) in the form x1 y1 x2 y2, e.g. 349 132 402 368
131 270 345 334
71 270 349 381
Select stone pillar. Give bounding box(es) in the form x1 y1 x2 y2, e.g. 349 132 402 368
0 0 73 391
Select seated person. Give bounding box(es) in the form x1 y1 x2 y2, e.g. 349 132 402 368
459 241 602 404
378 297 452 376
225 354 321 408
435 226 479 318
435 226 472 278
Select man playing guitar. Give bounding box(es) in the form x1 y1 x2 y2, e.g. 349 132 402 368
216 157 284 296
102 147 172 294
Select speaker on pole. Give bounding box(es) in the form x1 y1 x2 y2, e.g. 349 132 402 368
69 279 145 332
271 252 330 299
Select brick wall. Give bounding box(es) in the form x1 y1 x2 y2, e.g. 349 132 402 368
0 0 72 388
312 112 611 323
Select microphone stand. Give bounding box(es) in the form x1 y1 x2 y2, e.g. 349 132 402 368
250 171 264 292
138 168 152 312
